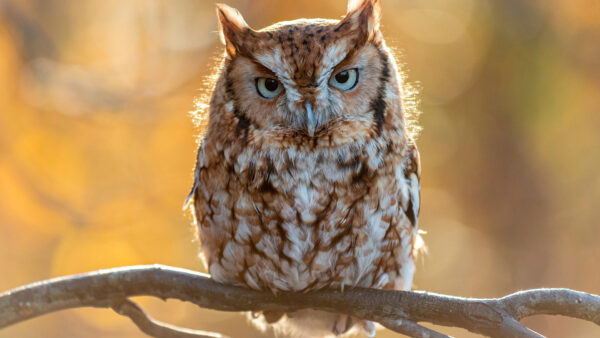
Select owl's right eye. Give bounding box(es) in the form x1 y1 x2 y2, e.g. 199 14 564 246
256 78 283 99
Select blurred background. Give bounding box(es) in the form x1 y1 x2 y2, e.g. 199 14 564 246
0 0 599 337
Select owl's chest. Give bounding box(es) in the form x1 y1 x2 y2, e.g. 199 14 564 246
215 144 401 231
194 141 413 291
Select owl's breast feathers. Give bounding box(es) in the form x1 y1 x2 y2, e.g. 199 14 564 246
188 128 421 292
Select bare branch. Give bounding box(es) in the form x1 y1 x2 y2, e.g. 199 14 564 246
111 299 227 338
500 289 600 324
380 317 451 338
0 265 599 338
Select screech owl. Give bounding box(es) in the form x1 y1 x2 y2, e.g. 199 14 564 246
186 0 422 336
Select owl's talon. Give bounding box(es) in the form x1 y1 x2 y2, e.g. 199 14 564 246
333 316 376 337
263 310 284 323
361 319 376 337
333 314 351 335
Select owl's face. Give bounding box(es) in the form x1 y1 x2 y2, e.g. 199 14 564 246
213 0 402 148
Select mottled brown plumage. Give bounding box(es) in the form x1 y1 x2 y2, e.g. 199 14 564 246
187 0 421 336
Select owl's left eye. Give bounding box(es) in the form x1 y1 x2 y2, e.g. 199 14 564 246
256 77 283 99
329 68 359 91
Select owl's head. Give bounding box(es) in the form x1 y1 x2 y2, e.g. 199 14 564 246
210 0 407 149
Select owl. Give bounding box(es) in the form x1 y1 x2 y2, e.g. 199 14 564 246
186 0 421 336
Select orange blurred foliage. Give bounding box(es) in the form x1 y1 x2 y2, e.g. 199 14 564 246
0 1 599 337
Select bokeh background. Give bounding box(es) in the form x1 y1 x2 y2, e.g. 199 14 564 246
0 0 599 337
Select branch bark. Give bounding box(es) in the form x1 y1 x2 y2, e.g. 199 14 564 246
0 265 598 337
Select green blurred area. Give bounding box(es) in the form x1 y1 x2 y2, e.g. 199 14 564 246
0 0 599 337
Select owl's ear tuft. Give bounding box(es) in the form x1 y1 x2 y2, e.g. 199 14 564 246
216 4 251 56
340 0 382 45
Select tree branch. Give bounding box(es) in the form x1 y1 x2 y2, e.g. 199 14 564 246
111 299 227 338
0 265 598 337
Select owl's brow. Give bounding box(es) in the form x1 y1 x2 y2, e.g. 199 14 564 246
247 57 278 78
331 49 360 74
317 44 361 86
253 50 296 86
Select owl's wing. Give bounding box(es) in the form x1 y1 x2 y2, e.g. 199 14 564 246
183 168 199 211
183 147 203 211
403 143 421 228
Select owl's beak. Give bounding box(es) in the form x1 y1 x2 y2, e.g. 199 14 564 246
306 102 316 137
